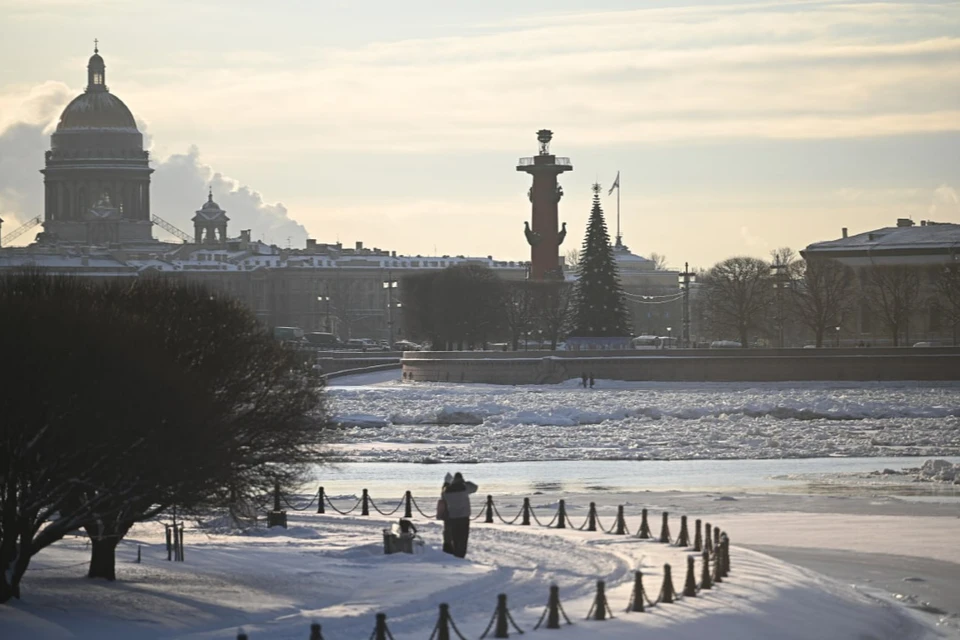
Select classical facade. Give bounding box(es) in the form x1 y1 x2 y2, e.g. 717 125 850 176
40 45 154 245
802 218 960 345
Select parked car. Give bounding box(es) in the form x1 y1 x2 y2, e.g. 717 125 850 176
913 341 940 347
393 340 422 351
710 340 743 349
303 332 342 349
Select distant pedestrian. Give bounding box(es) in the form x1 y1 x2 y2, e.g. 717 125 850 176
581 372 588 388
589 373 595 388
438 473 453 554
443 472 478 558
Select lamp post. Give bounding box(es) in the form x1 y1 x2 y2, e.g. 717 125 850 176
666 326 672 349
679 262 696 348
383 271 398 347
317 294 331 333
835 325 841 348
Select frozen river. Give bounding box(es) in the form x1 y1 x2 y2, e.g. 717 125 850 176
326 376 960 465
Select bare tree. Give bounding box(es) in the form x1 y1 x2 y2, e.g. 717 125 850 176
699 257 772 347
564 248 580 272
791 257 856 347
934 264 960 345
533 281 576 349
649 252 669 271
862 265 922 346
501 281 538 350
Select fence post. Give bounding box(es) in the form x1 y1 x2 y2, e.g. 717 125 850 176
495 593 510 638
178 523 185 562
694 518 702 551
615 505 626 535
521 497 531 526
628 570 645 612
659 512 670 543
317 486 326 514
722 533 731 576
267 481 288 529
136 544 141 564
165 525 172 561
588 580 610 620
587 502 597 532
677 515 690 547
713 536 724 584
404 491 413 519
714 527 720 551
274 481 282 512
683 555 697 597
637 508 651 539
373 612 389 640
701 549 712 590
435 603 452 640
705 523 713 554
361 489 370 516
661 564 675 604
556 500 566 529
547 584 561 628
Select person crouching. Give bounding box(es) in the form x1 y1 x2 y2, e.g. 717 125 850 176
443 472 478 558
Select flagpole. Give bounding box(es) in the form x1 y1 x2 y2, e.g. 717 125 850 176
616 174 621 247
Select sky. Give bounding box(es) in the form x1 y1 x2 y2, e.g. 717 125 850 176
1 0 958 268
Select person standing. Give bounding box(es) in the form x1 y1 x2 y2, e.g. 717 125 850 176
438 473 453 554
443 472 478 558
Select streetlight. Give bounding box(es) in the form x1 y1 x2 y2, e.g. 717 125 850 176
666 326 672 349
317 294 331 332
835 326 841 348
383 271 398 347
678 262 696 348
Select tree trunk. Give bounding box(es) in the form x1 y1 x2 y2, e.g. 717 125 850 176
815 328 823 348
85 520 130 581
0 537 31 603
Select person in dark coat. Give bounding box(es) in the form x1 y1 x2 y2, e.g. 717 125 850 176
439 473 453 554
443 471 478 558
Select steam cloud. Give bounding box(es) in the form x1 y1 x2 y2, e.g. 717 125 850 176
0 90 309 247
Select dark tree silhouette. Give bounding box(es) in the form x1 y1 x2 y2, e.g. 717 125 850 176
501 281 538 350
570 185 631 337
935 264 960 345
0 273 326 595
533 281 576 349
862 265 922 346
699 257 772 348
791 257 856 347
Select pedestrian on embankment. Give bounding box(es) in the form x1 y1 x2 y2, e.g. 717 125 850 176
438 473 454 554
443 472 478 558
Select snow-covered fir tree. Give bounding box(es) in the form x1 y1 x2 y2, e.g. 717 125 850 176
569 184 632 337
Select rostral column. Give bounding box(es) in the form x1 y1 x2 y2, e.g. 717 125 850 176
517 130 573 280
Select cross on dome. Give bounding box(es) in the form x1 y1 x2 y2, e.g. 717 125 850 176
94 38 98 53
591 182 602 195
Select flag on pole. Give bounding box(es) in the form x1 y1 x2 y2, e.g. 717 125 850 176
608 171 620 195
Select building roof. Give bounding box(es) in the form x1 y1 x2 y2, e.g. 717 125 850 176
804 221 960 257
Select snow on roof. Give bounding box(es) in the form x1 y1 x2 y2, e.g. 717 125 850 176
806 222 960 254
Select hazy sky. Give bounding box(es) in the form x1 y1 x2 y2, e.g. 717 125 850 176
1 0 958 268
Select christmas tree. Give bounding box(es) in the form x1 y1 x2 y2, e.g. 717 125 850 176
569 184 632 337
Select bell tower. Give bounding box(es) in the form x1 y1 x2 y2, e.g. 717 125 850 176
517 130 573 280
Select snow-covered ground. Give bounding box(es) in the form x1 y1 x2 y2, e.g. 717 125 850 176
326 377 960 462
4 372 958 638
2 496 949 639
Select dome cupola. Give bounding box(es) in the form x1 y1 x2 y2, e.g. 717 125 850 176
87 40 107 92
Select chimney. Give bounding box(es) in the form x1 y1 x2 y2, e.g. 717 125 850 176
391 250 396 258
356 241 363 252
841 227 848 239
240 229 251 243
896 218 914 228
306 239 317 250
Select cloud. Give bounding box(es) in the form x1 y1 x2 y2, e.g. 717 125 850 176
151 146 308 247
0 115 309 247
928 184 959 220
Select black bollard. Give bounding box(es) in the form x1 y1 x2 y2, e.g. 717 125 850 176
637 508 651 539
694 518 702 552
237 632 248 640
521 497 531 526
587 580 611 620
173 523 181 561
677 515 690 547
714 527 720 551
273 481 282 512
705 523 713 555
317 486 325 514
628 570 645 613
683 555 697 597
556 500 567 529
435 603 452 640
309 622 324 640
165 525 172 561
136 544 141 564
373 612 390 640
587 502 597 532
267 481 287 529
661 564 675 604
494 593 510 638
361 489 370 516
701 549 712 590
179 523 185 562
485 495 494 524
713 537 724 584
404 491 413 519
722 534 731 576
546 585 561 628
659 511 671 543
615 505 626 535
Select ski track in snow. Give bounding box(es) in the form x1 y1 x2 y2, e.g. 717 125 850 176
326 380 960 463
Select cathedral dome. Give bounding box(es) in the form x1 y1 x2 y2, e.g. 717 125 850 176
56 91 138 132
